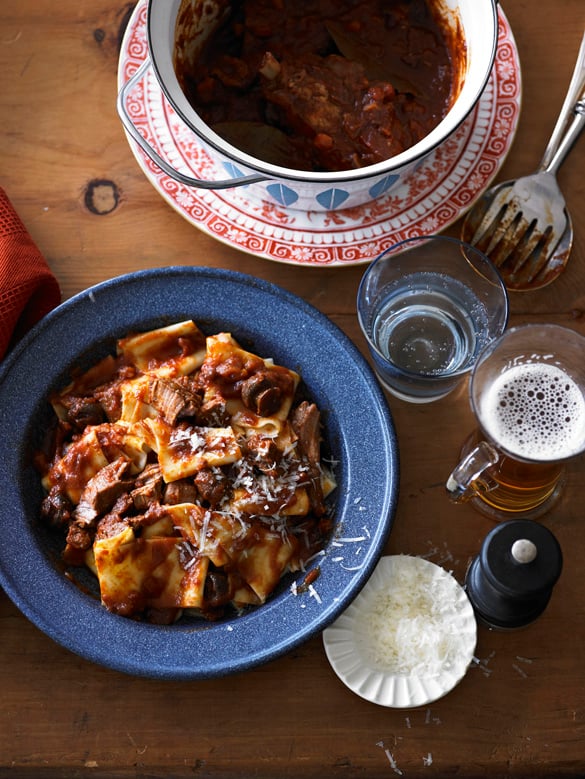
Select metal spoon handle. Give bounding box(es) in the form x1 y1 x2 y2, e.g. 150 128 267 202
539 30 585 170
545 98 585 175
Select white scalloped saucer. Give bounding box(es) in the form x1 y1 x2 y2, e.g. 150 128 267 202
322 555 477 708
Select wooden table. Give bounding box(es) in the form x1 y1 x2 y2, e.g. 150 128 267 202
1 1 585 776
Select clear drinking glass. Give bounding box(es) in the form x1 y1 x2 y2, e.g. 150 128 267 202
446 324 585 519
357 235 509 403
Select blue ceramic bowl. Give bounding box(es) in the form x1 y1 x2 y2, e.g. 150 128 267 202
0 267 398 679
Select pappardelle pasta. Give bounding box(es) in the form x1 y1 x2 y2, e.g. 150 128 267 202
38 320 336 623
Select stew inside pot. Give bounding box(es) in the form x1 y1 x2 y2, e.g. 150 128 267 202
174 0 465 172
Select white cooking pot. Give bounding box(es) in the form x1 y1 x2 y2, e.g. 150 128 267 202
117 0 499 212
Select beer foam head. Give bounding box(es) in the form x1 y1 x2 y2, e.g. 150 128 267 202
481 362 585 461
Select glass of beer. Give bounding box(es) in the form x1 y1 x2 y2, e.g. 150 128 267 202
446 324 585 519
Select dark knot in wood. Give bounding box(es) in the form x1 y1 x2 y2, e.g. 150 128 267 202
84 179 120 215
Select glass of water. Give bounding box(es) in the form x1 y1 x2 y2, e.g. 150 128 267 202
357 235 509 403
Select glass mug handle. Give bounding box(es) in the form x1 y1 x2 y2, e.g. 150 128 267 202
446 441 501 502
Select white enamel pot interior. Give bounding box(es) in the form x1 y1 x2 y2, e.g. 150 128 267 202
118 0 499 212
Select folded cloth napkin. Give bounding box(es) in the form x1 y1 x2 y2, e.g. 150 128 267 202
0 187 61 360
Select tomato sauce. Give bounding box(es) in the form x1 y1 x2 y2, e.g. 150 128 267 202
175 0 463 172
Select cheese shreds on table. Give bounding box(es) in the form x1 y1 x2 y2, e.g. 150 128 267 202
354 556 470 678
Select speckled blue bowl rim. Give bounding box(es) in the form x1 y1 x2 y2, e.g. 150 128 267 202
0 266 398 679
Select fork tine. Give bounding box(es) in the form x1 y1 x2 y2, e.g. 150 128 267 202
503 200 568 277
468 198 564 280
482 213 532 269
483 209 526 257
500 218 542 274
466 186 515 248
506 227 562 287
471 204 511 255
463 173 571 290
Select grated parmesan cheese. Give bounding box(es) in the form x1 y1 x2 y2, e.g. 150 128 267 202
355 556 471 678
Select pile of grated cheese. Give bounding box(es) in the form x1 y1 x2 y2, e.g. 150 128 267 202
355 556 469 678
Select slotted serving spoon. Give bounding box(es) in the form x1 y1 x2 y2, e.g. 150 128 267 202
462 32 585 291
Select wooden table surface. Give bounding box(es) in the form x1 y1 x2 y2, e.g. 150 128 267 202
1 1 585 776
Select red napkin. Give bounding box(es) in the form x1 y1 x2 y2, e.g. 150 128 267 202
0 187 61 360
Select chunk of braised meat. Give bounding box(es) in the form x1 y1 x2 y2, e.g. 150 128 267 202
240 371 282 416
211 54 256 90
203 569 232 610
148 377 202 425
133 463 162 487
164 478 199 505
40 486 74 528
292 516 332 559
291 401 326 516
63 521 94 566
93 383 123 422
127 503 169 533
246 433 281 476
95 511 130 542
42 419 73 464
291 401 321 464
109 491 135 517
61 396 107 431
262 53 407 170
174 374 203 399
74 457 133 526
65 522 92 552
197 398 231 427
55 357 128 426
131 463 164 511
194 468 227 507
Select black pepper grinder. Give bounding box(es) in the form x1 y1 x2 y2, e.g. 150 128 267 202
465 519 563 630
